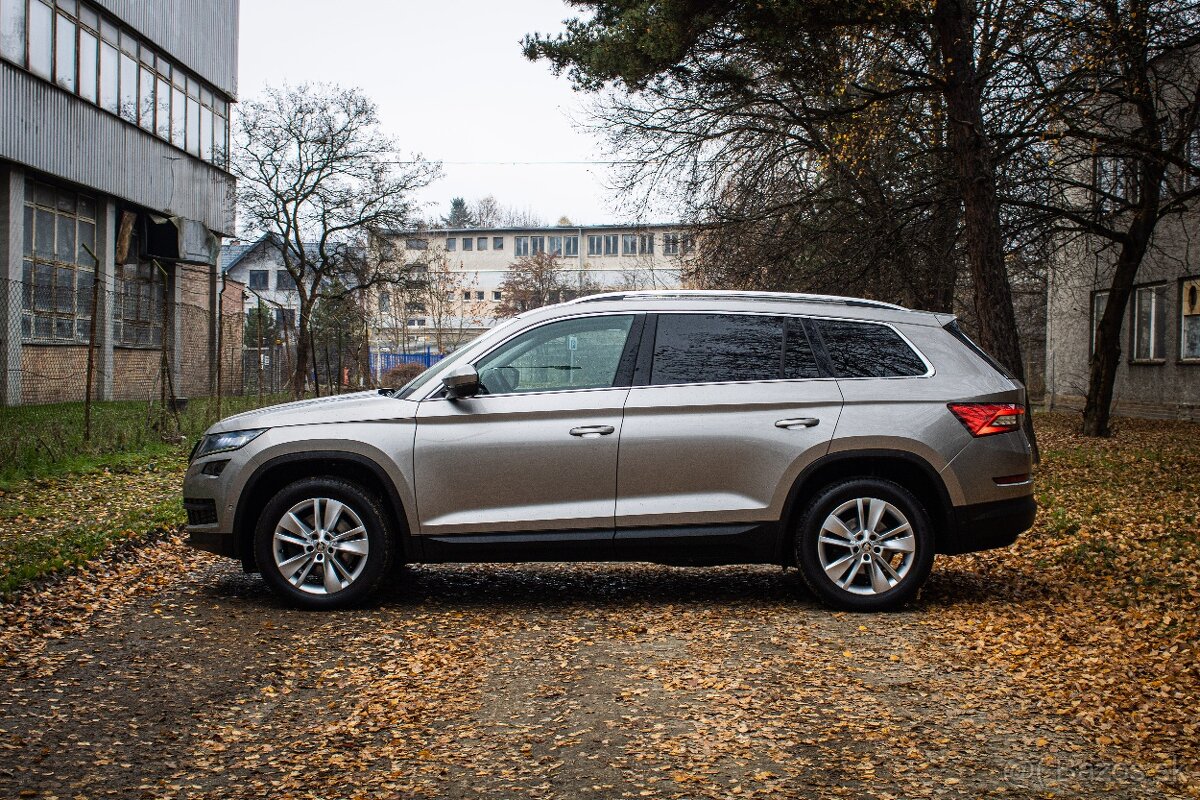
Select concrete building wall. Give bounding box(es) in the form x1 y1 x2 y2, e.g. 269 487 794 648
1046 211 1200 420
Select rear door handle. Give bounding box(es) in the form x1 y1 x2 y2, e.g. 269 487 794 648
570 425 615 438
776 418 819 429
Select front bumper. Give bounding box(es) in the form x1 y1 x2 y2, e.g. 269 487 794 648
940 494 1037 554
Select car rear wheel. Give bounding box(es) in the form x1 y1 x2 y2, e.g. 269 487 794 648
254 477 393 610
795 478 934 611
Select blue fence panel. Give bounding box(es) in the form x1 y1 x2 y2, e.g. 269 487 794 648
371 350 444 376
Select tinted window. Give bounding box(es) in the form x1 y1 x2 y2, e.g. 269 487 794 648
815 319 927 378
476 315 635 394
784 318 820 379
652 314 782 385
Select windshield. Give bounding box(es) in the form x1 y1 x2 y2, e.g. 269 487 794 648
391 318 522 400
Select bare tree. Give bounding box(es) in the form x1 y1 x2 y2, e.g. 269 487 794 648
420 246 489 352
234 83 441 397
497 252 596 317
468 195 546 228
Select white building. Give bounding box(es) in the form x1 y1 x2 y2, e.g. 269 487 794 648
371 223 693 354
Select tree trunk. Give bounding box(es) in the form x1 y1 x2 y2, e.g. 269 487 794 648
932 0 1026 383
1081 188 1161 436
291 299 311 399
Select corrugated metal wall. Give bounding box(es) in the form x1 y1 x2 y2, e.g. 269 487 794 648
92 0 239 98
0 63 236 234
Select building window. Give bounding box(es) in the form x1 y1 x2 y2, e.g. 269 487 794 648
1090 290 1109 356
492 291 502 301
406 301 426 313
407 318 426 327
21 179 98 344
477 236 487 251
276 270 297 292
275 308 296 329
248 269 269 290
1132 284 1167 362
493 236 504 250
406 238 428 250
604 234 618 256
462 237 473 252
1181 277 1200 361
0 0 26 64
446 237 457 251
639 234 654 255
462 290 471 301
564 235 578 257
514 236 530 257
378 290 391 313
663 233 680 255
114 259 164 348
587 235 601 256
531 235 545 255
475 290 484 301
622 234 637 256
0 0 230 168
548 235 563 256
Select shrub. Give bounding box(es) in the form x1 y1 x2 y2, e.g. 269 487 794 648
382 361 426 386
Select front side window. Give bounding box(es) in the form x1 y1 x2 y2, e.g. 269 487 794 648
1132 284 1167 362
1182 277 1200 361
814 319 927 378
651 314 784 385
476 314 635 395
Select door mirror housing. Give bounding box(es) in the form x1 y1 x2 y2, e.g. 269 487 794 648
443 363 481 399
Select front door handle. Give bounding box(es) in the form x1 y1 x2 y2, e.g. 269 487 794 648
570 425 615 438
776 418 819 429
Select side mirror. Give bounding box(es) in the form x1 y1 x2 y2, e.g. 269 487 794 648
443 363 481 399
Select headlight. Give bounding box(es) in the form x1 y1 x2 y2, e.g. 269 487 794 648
193 429 266 461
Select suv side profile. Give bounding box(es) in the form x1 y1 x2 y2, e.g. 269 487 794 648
183 291 1035 611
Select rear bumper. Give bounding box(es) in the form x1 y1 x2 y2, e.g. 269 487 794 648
940 495 1037 555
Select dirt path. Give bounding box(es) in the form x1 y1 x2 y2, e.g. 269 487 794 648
1 537 1187 799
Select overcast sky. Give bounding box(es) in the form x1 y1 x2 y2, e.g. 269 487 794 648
237 0 635 226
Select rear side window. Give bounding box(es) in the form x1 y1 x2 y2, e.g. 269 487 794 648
814 319 927 378
652 314 782 385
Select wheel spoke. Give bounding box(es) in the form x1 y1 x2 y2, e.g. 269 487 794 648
840 557 864 588
869 560 891 593
323 499 345 532
280 512 313 539
332 525 366 542
823 552 856 581
876 555 903 583
881 534 915 553
322 559 342 593
878 523 911 541
818 535 852 548
333 538 369 556
867 499 886 533
289 555 316 586
822 515 855 541
277 550 311 574
273 531 309 549
855 498 866 533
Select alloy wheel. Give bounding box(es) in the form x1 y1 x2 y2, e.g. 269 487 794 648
272 497 370 596
817 497 917 596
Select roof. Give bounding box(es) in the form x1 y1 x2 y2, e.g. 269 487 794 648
385 222 689 237
219 234 329 274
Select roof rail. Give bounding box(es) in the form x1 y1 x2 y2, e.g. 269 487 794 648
567 289 908 311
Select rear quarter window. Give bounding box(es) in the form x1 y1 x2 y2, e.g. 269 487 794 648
813 319 928 378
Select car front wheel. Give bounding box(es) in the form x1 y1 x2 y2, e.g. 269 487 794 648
795 478 934 611
254 477 394 610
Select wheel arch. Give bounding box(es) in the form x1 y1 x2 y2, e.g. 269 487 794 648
233 451 415 572
777 449 954 564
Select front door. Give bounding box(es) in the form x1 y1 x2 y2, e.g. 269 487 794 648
413 313 642 545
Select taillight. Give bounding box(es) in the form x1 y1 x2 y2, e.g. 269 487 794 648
948 403 1025 437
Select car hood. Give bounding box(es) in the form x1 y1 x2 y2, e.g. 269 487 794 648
208 391 417 433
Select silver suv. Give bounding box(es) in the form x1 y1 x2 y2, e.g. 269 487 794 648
184 291 1035 611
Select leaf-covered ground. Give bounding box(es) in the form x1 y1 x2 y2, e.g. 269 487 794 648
0 413 1196 799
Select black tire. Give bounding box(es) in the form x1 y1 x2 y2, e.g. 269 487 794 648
794 478 935 612
254 476 394 610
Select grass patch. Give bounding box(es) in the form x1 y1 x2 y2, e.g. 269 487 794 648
0 394 290 488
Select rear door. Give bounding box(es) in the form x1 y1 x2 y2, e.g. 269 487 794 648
615 313 842 550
